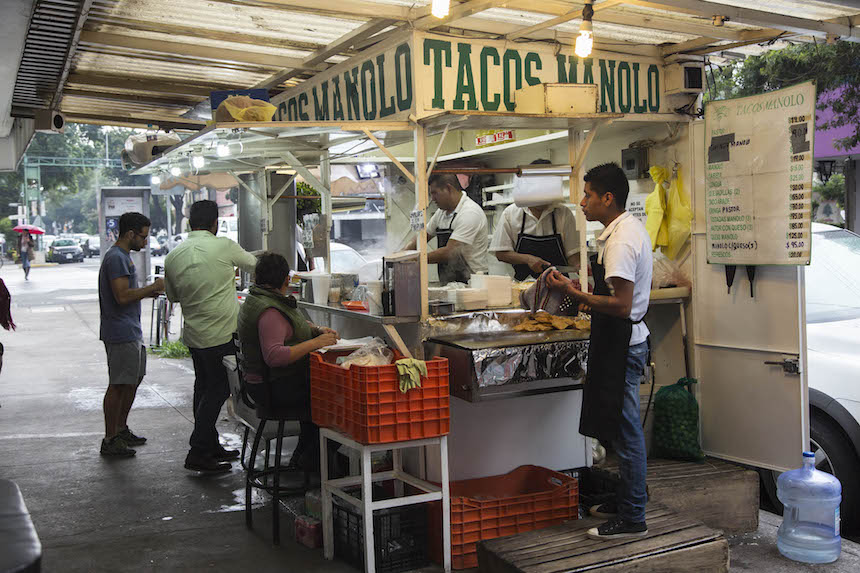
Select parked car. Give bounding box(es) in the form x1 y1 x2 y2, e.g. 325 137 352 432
311 242 368 274
48 238 85 263
149 236 167 256
759 223 860 529
82 236 100 258
168 233 188 251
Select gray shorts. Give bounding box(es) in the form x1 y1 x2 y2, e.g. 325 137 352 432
104 341 147 385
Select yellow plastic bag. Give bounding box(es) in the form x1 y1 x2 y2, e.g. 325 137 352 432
665 168 692 260
645 166 669 251
215 95 276 122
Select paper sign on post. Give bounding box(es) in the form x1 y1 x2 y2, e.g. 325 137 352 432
410 209 425 232
704 82 815 265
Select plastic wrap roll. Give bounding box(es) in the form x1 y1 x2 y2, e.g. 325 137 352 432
518 164 573 177
513 175 564 207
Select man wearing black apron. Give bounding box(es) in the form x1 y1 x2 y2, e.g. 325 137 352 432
407 173 488 284
491 202 578 280
547 163 653 540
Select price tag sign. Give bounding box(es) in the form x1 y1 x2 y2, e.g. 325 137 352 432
704 82 814 265
410 209 425 232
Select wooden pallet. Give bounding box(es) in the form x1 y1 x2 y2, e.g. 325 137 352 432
598 457 759 534
476 504 728 573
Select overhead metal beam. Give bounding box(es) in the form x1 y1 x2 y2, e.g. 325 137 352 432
62 89 202 107
77 31 328 71
253 18 396 89
628 0 855 40
60 111 206 131
66 73 237 97
505 0 625 41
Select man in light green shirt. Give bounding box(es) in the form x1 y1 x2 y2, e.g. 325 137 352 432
165 200 257 473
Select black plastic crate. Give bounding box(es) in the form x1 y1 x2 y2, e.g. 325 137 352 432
332 499 429 573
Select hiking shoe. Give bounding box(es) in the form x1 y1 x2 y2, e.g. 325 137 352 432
587 517 648 540
589 501 618 519
213 447 240 462
184 453 232 474
118 427 147 446
100 436 136 457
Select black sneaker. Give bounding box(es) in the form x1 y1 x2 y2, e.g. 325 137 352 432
587 517 648 540
100 436 136 457
184 453 232 474
118 427 147 446
589 501 618 519
213 447 240 461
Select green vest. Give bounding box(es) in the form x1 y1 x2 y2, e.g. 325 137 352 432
237 285 314 381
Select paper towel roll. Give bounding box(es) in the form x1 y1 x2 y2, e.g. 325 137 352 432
513 175 565 207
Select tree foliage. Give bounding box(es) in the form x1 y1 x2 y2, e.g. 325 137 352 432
814 173 846 208
707 41 860 150
0 124 163 234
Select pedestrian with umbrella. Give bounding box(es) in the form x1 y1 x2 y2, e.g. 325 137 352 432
14 224 43 281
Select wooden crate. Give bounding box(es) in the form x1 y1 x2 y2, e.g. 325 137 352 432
477 504 729 573
599 457 759 534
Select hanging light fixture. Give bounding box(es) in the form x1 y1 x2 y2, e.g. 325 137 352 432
151 172 162 185
575 0 595 59
215 137 230 158
169 161 181 177
431 0 449 19
191 151 206 170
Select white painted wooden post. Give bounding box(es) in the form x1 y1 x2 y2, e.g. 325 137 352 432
361 447 376 573
440 436 451 573
321 431 334 560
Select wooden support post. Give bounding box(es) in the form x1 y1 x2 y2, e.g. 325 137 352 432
363 129 415 183
321 136 332 275
426 123 451 179
414 125 430 322
382 324 413 359
568 129 589 293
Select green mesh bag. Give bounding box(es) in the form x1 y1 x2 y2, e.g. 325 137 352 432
651 378 705 461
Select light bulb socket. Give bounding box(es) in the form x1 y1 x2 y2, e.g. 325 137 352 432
579 19 593 33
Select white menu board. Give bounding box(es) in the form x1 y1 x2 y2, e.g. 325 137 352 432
704 82 815 265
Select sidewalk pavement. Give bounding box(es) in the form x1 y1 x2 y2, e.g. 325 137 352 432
0 298 354 573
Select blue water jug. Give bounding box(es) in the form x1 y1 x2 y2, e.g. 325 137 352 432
776 451 842 563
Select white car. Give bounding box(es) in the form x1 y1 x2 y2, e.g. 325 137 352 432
760 223 860 529
311 242 383 278
167 232 188 252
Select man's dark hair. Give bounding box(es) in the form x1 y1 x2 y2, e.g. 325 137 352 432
428 173 462 191
584 162 629 210
118 212 151 236
189 200 219 230
255 252 290 290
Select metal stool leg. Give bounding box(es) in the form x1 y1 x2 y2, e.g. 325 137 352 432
246 418 266 530
272 420 285 545
240 425 250 470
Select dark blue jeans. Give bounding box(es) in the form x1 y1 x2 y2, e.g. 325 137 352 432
188 342 235 457
611 341 649 523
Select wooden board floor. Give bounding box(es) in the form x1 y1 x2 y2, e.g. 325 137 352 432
597 457 759 533
477 504 729 573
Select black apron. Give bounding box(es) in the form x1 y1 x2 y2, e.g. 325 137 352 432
579 242 644 443
436 212 472 284
512 210 569 281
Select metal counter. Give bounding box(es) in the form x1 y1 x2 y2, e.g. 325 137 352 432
425 329 589 402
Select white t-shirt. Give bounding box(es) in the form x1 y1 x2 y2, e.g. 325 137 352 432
596 211 653 346
426 192 489 275
490 204 579 258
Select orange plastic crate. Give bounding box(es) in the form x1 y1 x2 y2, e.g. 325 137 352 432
428 465 578 569
310 350 450 444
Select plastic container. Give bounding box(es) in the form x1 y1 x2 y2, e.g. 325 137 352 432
310 350 450 444
312 274 332 304
777 451 842 564
333 497 429 573
470 274 512 307
428 465 578 569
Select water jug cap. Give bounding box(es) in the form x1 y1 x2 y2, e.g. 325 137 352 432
802 451 815 458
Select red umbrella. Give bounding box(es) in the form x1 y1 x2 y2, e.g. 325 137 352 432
13 224 45 235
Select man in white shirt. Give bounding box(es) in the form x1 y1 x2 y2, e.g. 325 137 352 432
407 173 488 283
491 202 579 280
547 163 653 540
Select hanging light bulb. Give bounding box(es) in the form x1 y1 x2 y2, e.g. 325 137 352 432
191 152 205 169
169 163 181 177
431 0 449 19
151 172 162 185
575 1 594 59
216 138 230 158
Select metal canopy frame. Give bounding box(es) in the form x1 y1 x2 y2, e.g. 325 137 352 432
132 111 625 333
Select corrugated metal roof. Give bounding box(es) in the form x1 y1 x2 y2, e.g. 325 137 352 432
8 0 860 130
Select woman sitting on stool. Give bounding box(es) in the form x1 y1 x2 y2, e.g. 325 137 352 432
237 252 339 472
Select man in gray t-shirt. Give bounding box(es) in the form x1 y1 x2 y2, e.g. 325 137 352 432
97 212 164 457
